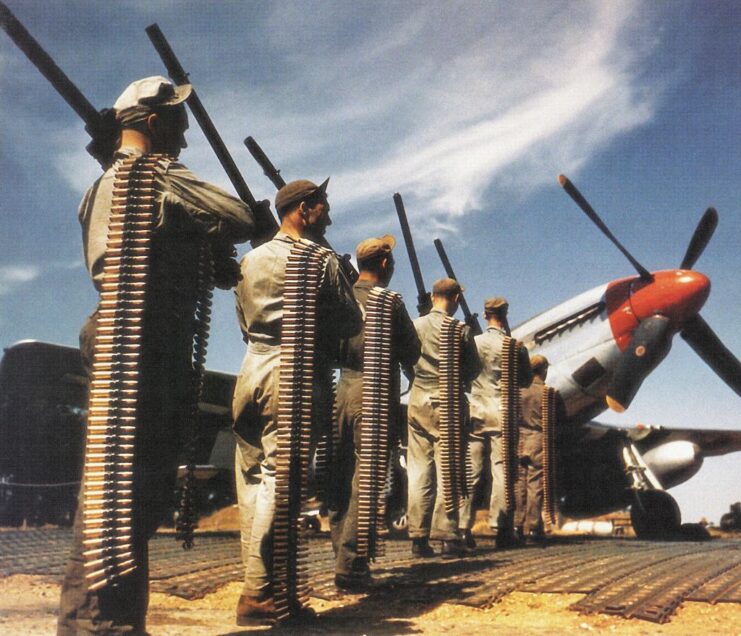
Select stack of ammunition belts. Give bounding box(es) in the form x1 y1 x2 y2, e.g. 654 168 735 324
541 385 559 529
357 287 401 560
438 316 469 514
273 239 330 621
82 154 168 590
500 336 522 512
175 240 214 549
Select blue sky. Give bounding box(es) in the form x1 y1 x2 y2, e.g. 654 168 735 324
1 0 739 524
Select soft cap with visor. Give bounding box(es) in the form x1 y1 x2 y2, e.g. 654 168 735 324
113 76 192 127
275 178 330 216
356 234 396 263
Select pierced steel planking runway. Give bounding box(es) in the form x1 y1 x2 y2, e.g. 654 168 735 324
1 528 740 623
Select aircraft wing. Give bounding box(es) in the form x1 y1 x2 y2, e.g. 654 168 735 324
628 426 741 457
586 421 741 457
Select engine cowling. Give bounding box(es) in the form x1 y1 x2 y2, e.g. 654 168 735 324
641 440 703 489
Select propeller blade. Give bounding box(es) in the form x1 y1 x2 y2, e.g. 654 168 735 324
680 207 718 270
558 175 652 281
606 315 673 412
681 314 741 396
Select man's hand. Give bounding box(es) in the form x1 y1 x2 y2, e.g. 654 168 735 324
211 243 242 289
249 199 276 247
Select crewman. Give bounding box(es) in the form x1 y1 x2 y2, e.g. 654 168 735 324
329 235 420 590
58 76 258 635
232 179 362 624
463 297 532 547
407 278 481 557
515 354 564 540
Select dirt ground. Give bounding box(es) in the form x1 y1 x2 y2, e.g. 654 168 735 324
2 573 741 635
4 511 740 634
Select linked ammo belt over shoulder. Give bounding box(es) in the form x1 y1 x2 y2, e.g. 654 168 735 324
357 286 402 561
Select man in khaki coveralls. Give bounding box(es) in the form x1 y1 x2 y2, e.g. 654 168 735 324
232 179 362 624
58 76 257 635
515 354 564 540
329 235 420 591
462 297 532 547
406 278 481 558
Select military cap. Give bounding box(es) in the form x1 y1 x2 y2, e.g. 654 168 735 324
275 178 330 215
356 234 396 263
432 277 464 296
114 76 191 125
484 296 509 314
530 354 549 375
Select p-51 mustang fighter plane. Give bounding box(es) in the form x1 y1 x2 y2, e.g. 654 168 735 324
507 176 741 537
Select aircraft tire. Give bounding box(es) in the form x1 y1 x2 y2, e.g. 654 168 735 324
630 490 681 540
719 512 740 531
678 522 711 541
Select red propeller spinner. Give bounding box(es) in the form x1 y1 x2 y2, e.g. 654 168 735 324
607 270 710 351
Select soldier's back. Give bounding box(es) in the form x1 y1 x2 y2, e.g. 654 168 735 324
236 233 297 346
412 308 447 392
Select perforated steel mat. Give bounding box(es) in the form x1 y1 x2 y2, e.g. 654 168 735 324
1 529 740 623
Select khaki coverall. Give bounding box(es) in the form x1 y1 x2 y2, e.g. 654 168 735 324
232 232 361 599
58 147 255 635
462 326 532 532
406 308 481 541
515 376 565 534
329 280 420 577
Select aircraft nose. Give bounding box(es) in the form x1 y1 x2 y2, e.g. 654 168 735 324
630 270 710 325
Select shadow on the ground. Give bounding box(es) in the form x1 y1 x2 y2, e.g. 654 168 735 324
223 554 505 635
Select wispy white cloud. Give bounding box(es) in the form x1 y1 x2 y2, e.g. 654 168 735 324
0 264 41 296
45 0 666 243
52 127 105 195
219 0 664 238
0 260 81 297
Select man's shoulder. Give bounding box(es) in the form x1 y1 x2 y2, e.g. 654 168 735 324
478 328 505 343
416 310 447 335
523 377 545 396
158 158 191 177
240 235 285 266
158 158 241 201
352 281 373 304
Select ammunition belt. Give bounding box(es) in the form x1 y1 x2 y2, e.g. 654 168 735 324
273 239 330 620
357 287 401 560
82 154 167 590
500 336 522 512
541 386 558 529
438 316 469 514
175 238 214 550
312 368 337 505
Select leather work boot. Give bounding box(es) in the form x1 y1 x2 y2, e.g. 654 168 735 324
236 595 317 627
281 604 318 627
496 529 524 549
527 530 547 545
411 536 435 557
235 594 276 626
335 570 372 592
440 539 469 558
462 529 477 549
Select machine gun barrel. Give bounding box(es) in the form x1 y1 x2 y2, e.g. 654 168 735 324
0 1 113 167
243 135 357 282
145 23 278 243
433 238 482 335
244 136 286 189
393 193 431 316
